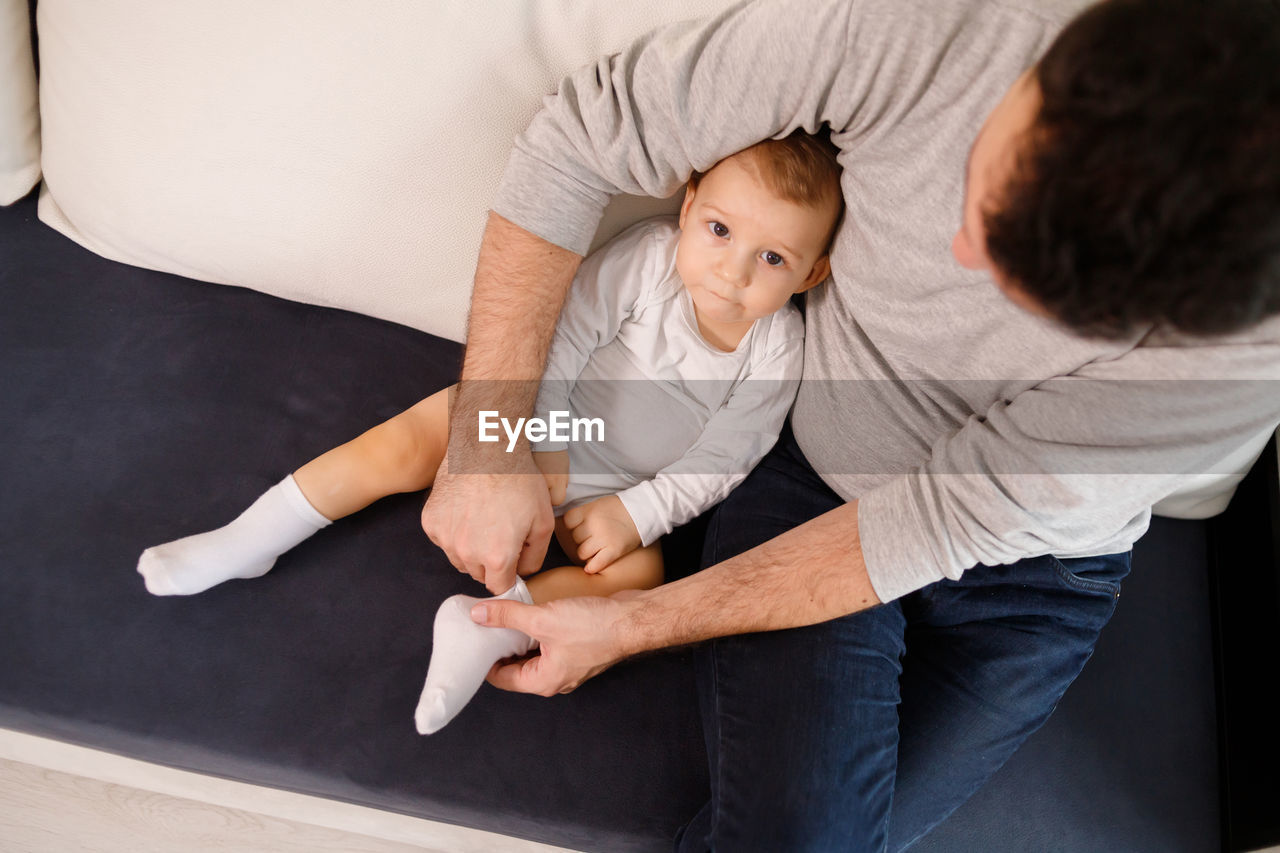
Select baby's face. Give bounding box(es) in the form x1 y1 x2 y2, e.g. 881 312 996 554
676 153 836 330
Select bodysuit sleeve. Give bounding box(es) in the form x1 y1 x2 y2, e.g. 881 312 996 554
615 326 805 546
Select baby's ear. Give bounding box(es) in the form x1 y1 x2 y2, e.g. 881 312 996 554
678 183 696 230
797 254 831 292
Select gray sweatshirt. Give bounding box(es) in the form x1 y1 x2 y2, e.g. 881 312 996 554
493 0 1280 602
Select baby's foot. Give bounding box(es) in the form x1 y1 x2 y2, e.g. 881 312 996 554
414 579 536 734
137 475 330 596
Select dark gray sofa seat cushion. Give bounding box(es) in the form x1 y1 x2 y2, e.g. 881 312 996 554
0 192 709 851
1 191 1219 851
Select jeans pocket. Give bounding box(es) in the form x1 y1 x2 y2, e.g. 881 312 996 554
1049 552 1129 598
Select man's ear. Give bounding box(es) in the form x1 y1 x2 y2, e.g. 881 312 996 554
678 183 696 231
797 254 831 292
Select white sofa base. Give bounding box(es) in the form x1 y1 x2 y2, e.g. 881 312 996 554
0 728 577 853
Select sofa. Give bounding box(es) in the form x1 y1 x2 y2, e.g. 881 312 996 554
3 1 1278 851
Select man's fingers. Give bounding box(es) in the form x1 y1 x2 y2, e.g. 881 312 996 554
515 510 554 579
487 652 579 697
514 539 548 579
421 517 449 556
483 563 520 594
479 596 625 699
473 599 538 635
487 655 556 696
433 540 468 575
440 541 513 590
424 525 471 576
454 539 522 593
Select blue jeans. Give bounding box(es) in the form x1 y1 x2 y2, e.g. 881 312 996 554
674 425 1130 852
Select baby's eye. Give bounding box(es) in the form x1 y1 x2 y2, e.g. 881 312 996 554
762 250 785 267
708 221 729 238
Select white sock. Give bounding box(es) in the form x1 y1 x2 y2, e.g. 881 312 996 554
137 475 331 596
414 578 537 735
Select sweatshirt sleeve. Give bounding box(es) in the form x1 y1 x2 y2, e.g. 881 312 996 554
533 222 665 452
615 326 805 545
856 335 1280 603
493 0 889 255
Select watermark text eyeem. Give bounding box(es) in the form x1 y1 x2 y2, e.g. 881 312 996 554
478 410 604 452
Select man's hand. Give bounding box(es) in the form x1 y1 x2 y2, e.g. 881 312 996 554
422 450 555 594
472 501 882 700
532 449 569 506
563 495 642 574
472 593 638 695
422 213 582 595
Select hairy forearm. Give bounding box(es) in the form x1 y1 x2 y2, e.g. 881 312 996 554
449 212 582 457
620 501 881 653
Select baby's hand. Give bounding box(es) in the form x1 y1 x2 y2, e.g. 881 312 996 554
532 449 569 506
563 496 642 574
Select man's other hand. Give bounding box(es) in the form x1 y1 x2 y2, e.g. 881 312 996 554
473 593 638 695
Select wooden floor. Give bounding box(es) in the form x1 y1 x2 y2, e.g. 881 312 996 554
0 756 438 853
0 729 576 853
9 729 1275 853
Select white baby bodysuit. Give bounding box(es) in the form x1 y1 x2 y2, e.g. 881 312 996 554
533 216 805 546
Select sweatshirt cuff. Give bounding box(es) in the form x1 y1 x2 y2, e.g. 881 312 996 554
857 475 955 603
491 145 610 256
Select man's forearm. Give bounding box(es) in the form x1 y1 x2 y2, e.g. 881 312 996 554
449 212 582 456
621 501 881 653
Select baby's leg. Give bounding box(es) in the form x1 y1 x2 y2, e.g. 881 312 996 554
414 520 663 735
292 386 451 519
525 526 664 602
138 387 452 596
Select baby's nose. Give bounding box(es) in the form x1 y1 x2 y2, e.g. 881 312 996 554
715 256 750 286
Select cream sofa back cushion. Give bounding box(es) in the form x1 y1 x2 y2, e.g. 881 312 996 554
35 0 735 342
1 0 39 204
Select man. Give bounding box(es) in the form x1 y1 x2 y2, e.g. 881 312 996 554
422 0 1280 848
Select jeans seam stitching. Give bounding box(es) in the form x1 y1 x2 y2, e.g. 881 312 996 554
1049 555 1120 595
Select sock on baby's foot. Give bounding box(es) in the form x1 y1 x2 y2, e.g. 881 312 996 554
137 475 331 596
415 578 537 735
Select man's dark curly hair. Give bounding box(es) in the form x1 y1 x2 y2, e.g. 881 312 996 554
983 0 1280 339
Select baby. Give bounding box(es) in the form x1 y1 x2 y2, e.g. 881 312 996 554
137 129 844 734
